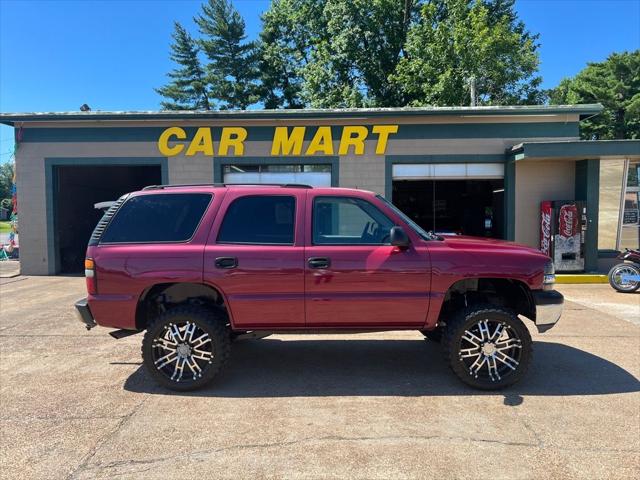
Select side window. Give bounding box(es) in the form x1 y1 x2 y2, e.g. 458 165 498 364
100 193 212 243
217 195 296 245
313 196 394 245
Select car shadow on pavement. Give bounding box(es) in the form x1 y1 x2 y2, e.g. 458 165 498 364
123 339 640 398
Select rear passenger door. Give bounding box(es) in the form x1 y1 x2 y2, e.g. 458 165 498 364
203 191 306 328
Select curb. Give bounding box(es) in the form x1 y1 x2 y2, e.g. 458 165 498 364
555 274 608 284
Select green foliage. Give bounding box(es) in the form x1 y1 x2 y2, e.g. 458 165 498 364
549 50 640 139
392 0 542 106
256 0 315 109
156 22 211 110
0 162 14 205
158 0 543 109
259 0 541 108
195 0 259 109
257 0 418 108
299 0 417 108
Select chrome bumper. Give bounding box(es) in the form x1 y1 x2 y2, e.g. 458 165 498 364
532 290 563 333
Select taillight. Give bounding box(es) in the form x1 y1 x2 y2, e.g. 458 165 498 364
85 258 97 295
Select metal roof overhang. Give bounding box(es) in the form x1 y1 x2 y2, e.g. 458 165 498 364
0 104 603 126
508 139 640 162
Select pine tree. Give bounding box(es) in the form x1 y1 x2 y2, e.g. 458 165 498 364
156 22 211 110
195 0 258 109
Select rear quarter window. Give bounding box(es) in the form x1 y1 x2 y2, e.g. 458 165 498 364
100 193 212 243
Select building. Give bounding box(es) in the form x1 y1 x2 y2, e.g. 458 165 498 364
1 105 638 275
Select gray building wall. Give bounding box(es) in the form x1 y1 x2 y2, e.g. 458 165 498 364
13 114 580 274
514 160 577 248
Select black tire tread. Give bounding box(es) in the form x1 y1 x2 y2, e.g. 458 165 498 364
442 304 532 390
141 304 230 391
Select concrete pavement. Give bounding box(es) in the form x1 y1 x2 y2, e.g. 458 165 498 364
0 277 638 479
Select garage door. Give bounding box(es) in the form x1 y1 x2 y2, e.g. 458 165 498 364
392 163 504 180
223 164 331 187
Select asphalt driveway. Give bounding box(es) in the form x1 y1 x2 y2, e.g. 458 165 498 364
0 276 638 479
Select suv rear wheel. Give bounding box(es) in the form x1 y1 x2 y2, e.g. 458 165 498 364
443 305 532 390
141 305 230 391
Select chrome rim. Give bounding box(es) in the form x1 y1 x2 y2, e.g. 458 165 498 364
459 319 522 383
611 265 639 290
152 321 214 383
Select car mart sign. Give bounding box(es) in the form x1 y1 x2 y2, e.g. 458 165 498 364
157 125 398 157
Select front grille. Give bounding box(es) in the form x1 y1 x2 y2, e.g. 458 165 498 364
88 194 129 246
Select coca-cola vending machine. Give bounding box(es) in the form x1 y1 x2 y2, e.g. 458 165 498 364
540 200 587 272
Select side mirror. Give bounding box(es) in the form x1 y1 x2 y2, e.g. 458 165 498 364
390 226 410 249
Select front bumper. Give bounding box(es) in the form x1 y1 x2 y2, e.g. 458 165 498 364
75 297 97 330
532 289 563 333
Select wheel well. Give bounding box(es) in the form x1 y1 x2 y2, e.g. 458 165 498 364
438 278 535 325
135 282 228 330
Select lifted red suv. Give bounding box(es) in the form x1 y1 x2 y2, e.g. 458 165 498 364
76 184 563 391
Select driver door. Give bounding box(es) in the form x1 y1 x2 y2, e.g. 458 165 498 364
304 193 430 327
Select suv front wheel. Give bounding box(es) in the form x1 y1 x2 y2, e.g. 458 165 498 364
141 305 230 391
443 305 532 390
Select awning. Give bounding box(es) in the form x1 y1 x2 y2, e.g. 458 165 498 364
508 140 640 162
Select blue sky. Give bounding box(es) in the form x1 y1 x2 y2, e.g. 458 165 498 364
1 0 639 163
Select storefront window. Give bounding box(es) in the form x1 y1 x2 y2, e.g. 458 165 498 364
620 162 640 249
223 164 332 187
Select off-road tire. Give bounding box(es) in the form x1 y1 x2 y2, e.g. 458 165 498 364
420 327 443 343
443 304 532 390
141 305 230 391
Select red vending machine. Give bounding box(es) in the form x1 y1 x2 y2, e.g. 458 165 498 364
540 200 587 272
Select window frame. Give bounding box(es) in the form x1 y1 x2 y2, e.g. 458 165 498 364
311 195 396 247
216 194 297 246
99 193 213 245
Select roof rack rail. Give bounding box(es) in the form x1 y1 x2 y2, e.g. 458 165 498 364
142 183 313 190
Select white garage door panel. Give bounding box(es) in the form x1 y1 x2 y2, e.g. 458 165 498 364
392 163 504 179
224 171 332 187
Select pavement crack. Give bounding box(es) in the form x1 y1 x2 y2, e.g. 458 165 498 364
65 396 149 480
83 434 538 476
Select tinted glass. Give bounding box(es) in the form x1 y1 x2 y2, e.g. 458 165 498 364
313 196 394 245
218 195 295 244
100 193 211 243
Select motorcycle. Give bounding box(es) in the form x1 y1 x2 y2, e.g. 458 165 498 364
608 248 640 293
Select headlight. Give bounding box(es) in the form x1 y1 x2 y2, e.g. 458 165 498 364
543 261 555 290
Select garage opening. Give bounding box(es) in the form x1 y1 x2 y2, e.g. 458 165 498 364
54 165 161 273
391 163 505 238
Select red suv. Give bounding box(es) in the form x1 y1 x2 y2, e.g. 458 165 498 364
75 184 563 391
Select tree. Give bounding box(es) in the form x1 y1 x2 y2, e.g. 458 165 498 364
156 22 211 110
158 0 543 109
258 0 541 108
256 0 313 109
301 0 418 108
391 0 542 106
0 162 14 207
549 50 640 139
195 0 259 109
258 0 418 108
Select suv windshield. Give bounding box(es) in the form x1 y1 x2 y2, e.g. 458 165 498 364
376 194 436 241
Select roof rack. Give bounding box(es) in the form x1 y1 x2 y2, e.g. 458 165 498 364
142 183 313 190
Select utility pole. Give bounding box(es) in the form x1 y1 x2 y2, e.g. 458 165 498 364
468 76 477 106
